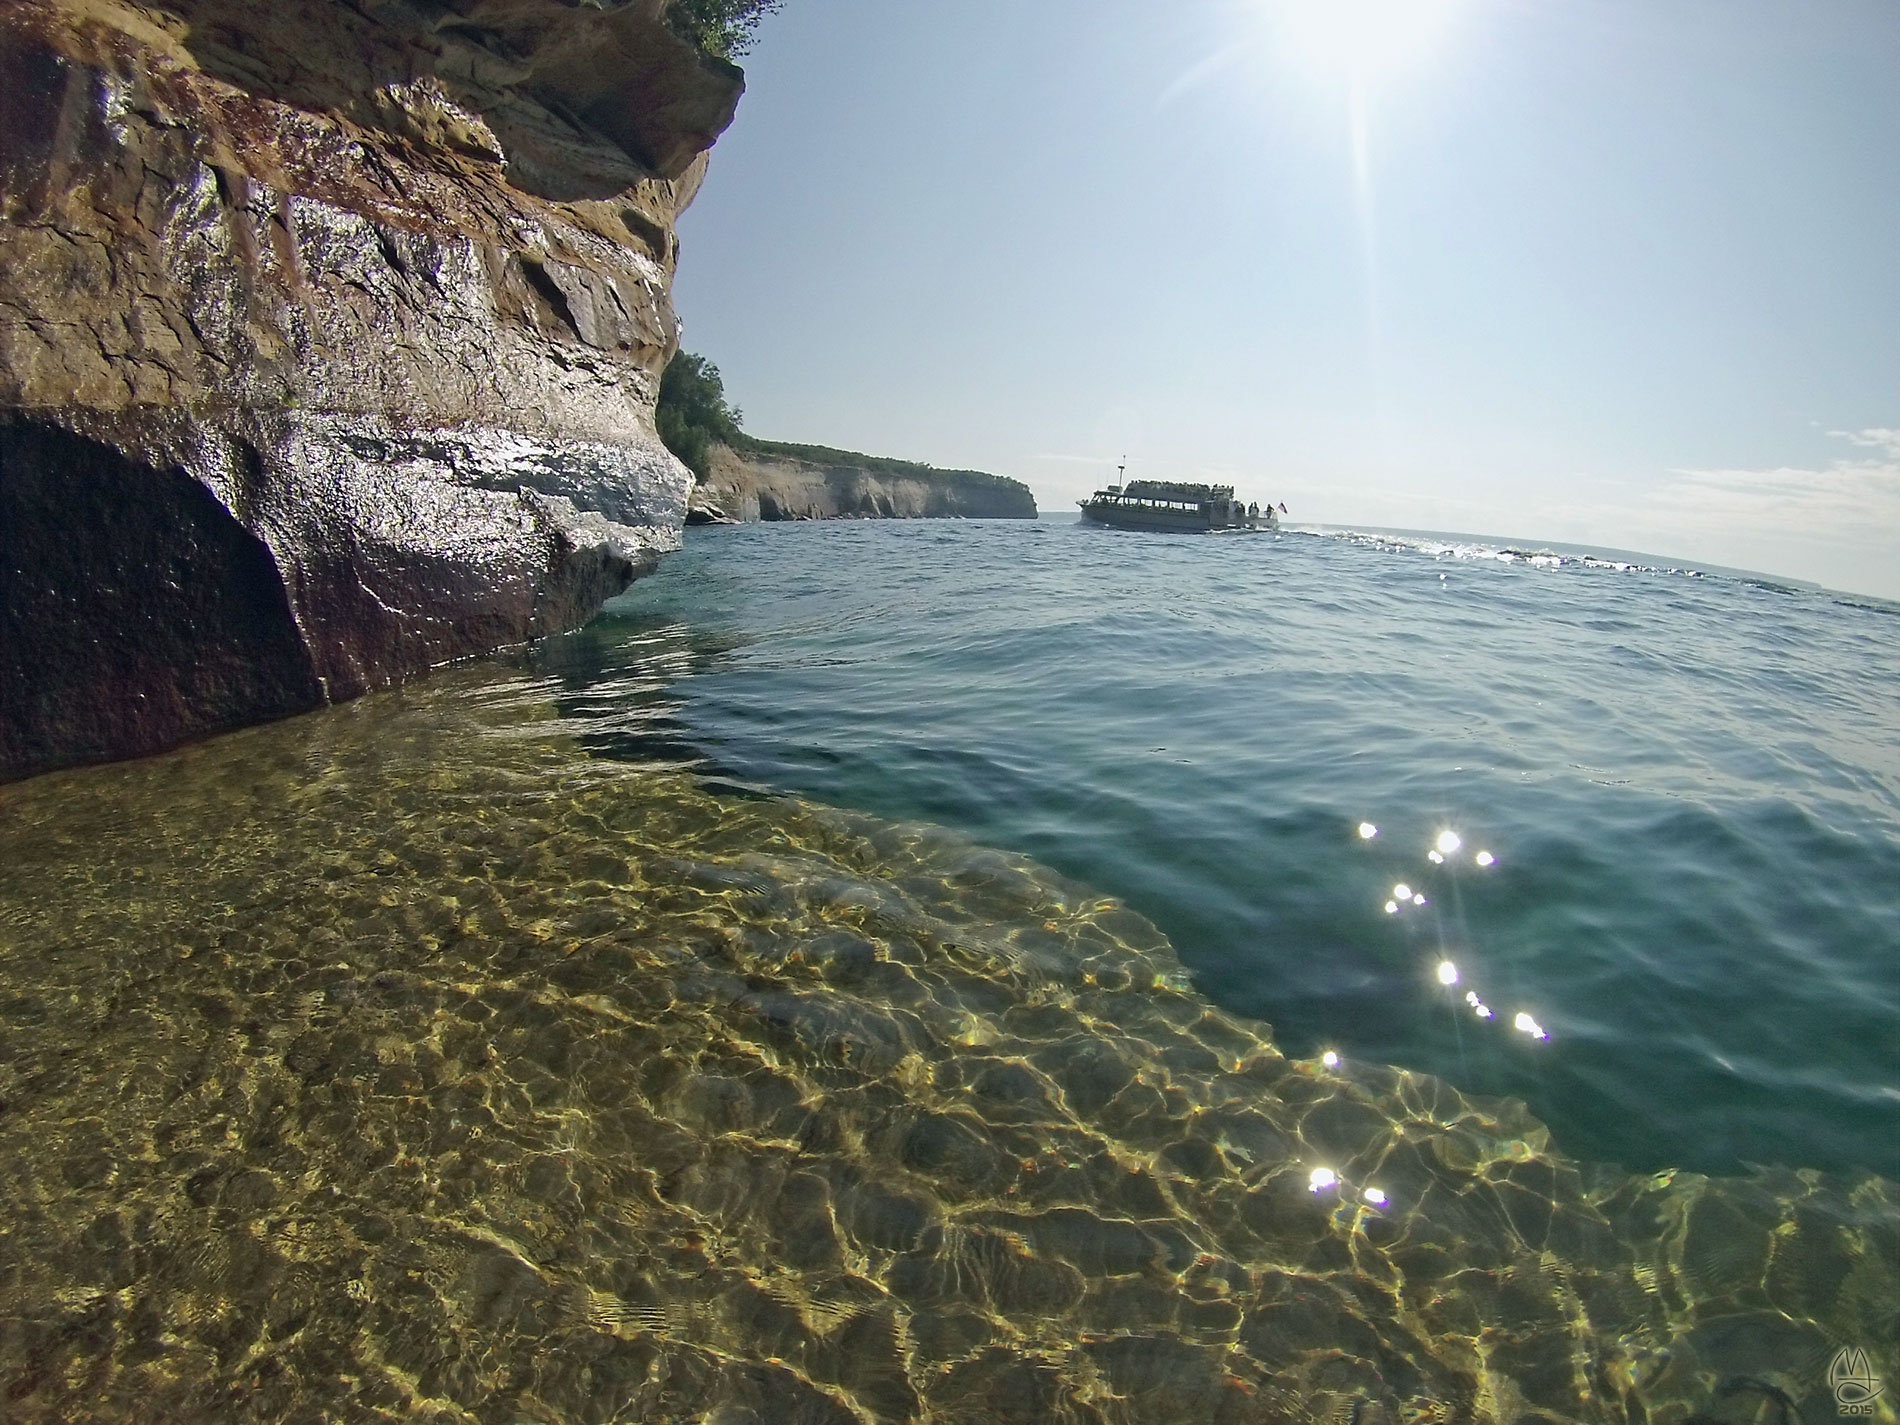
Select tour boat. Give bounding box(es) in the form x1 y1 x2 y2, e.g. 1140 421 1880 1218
1078 464 1279 532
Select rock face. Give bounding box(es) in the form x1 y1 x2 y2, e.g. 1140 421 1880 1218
0 0 742 781
690 440 1038 523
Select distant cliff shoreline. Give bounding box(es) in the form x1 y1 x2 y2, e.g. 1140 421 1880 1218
687 438 1037 523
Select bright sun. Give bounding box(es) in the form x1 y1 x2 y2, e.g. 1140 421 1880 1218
1268 0 1468 79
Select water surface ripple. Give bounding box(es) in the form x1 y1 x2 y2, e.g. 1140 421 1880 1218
595 519 1900 1182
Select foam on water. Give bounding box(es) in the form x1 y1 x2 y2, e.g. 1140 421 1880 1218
1299 526 1718 580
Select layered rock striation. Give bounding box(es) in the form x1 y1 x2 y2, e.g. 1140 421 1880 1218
0 0 742 780
689 439 1038 523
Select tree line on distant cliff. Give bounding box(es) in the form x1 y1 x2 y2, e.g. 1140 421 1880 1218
656 351 745 480
665 0 781 58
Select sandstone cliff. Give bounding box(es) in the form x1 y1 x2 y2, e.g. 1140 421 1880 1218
0 0 742 780
689 439 1037 523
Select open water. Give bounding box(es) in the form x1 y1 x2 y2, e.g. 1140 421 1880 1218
0 514 1894 1423
597 518 1900 1183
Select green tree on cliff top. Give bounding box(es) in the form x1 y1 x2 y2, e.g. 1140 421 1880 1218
656 350 743 480
665 0 781 59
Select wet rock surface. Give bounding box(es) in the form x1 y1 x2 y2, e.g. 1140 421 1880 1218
690 441 1039 523
0 0 741 780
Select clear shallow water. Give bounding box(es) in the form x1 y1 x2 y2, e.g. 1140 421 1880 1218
592 518 1900 1183
0 518 1896 1423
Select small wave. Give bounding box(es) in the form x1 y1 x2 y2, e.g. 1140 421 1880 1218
1835 594 1900 618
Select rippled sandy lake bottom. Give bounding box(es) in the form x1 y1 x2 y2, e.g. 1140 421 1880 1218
0 668 1892 1424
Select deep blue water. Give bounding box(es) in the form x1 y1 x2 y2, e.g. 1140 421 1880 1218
545 515 1900 1181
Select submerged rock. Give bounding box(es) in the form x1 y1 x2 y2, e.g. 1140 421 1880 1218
0 0 743 780
0 669 1890 1423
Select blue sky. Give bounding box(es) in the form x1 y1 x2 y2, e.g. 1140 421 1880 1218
672 0 1900 598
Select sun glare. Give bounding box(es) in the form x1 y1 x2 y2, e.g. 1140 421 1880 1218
1267 0 1466 79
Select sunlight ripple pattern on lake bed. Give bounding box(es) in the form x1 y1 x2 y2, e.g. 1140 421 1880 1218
0 662 1893 1422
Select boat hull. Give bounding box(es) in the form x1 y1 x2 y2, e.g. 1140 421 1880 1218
1078 501 1275 533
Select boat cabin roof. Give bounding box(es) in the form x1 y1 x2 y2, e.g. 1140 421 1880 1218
1116 480 1237 502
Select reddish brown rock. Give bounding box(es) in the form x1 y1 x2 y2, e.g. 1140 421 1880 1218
0 0 742 780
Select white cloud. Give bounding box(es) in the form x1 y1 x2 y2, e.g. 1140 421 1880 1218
1829 427 1900 459
1615 427 1900 598
1658 429 1900 550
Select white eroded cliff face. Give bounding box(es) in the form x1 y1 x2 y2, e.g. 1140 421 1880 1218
0 0 743 779
689 441 1038 523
